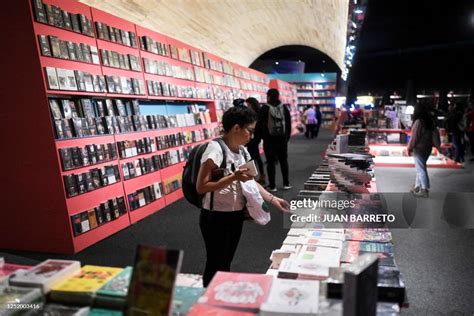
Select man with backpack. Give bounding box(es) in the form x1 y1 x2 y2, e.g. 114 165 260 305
256 88 292 192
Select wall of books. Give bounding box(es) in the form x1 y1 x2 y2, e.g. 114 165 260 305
268 73 337 128
0 0 268 254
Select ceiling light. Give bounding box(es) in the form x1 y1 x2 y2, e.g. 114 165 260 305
354 9 363 14
275 61 279 65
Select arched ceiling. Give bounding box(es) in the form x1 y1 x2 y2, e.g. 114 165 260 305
81 0 348 70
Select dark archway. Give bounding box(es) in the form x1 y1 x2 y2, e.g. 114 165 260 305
249 45 340 75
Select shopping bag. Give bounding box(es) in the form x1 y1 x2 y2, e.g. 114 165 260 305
240 180 271 225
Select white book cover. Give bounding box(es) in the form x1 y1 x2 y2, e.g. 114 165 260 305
282 236 301 245
64 69 78 91
265 269 279 277
278 258 329 280
260 278 319 315
10 260 80 293
90 46 100 64
45 67 59 90
56 68 69 90
297 237 343 249
304 230 345 241
296 245 342 268
287 228 310 236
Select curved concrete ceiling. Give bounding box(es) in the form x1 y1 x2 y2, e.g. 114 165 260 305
81 0 348 70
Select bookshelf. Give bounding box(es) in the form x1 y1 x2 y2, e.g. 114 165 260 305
269 79 298 135
0 0 268 254
268 73 337 128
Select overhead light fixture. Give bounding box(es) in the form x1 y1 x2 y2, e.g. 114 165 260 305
352 22 357 28
321 73 325 77
275 61 279 65
354 8 363 14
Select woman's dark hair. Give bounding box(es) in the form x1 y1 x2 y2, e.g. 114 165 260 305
413 103 435 130
245 97 260 113
232 98 246 107
221 106 257 133
267 88 280 104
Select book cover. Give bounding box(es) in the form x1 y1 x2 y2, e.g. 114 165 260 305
10 260 81 293
80 211 90 233
45 67 59 90
88 209 98 229
199 272 273 312
125 245 184 316
71 213 82 236
172 287 205 316
38 35 51 57
59 40 69 59
260 278 320 315
90 46 100 65
94 206 104 226
71 13 81 33
59 148 73 171
96 266 132 298
67 41 77 60
50 265 123 305
278 258 329 281
32 0 47 23
188 304 255 316
0 261 31 283
63 174 78 197
117 196 127 215
62 10 72 30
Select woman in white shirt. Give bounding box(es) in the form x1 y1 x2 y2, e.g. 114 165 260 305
196 106 289 286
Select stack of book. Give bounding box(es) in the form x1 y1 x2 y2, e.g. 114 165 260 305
327 153 374 193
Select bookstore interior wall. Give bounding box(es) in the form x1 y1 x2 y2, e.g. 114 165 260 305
80 0 349 70
0 0 276 254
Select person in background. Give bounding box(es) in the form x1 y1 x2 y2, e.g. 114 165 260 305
445 103 465 162
407 103 441 197
196 106 289 286
303 105 317 139
465 103 474 161
314 105 322 137
245 97 266 184
256 89 292 192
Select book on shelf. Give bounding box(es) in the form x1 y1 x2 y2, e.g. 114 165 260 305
277 258 329 281
125 245 184 316
0 259 31 283
49 265 123 305
9 259 81 293
172 286 205 316
187 304 255 316
45 67 59 90
198 272 273 312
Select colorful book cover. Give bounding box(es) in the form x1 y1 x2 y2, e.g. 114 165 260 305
125 245 183 316
296 244 342 267
278 258 330 281
0 261 31 282
187 303 255 316
51 265 123 293
97 266 132 298
260 278 320 315
198 272 273 312
346 229 392 243
9 260 80 292
172 286 205 315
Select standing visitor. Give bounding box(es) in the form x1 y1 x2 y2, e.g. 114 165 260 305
196 106 289 286
303 105 317 139
314 105 322 138
445 103 465 162
407 103 441 197
465 103 474 161
256 89 292 192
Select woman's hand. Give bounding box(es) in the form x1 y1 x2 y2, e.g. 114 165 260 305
232 169 253 182
270 196 290 212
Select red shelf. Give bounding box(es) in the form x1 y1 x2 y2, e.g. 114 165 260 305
73 214 130 252
65 181 124 213
164 189 184 206
55 135 115 148
46 89 107 97
33 22 96 45
106 92 148 99
119 151 158 165
129 197 166 224
114 130 157 142
123 171 162 193
161 161 186 179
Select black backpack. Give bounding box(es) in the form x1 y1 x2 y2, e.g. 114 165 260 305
182 138 250 209
182 138 227 208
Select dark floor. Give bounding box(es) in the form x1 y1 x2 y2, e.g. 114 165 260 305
2 129 474 314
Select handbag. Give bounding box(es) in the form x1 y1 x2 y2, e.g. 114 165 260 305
240 179 271 225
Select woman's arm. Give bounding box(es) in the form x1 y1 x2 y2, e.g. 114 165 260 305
256 182 290 212
196 159 252 194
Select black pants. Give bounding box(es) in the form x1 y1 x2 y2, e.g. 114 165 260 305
264 140 289 188
246 143 265 177
314 124 321 137
199 209 244 287
305 124 316 138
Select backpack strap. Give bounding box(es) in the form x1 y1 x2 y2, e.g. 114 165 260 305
209 138 227 211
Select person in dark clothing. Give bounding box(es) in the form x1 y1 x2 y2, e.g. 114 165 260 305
407 103 441 197
445 103 465 162
245 97 266 184
255 89 292 191
314 105 322 137
466 103 474 160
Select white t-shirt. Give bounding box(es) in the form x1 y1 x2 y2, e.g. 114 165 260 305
200 140 249 212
